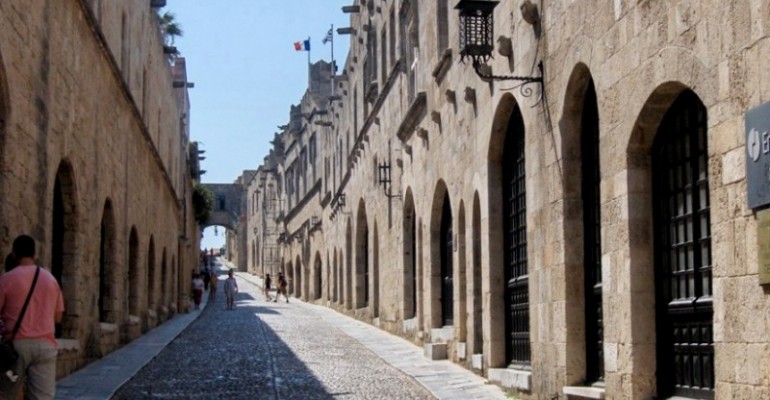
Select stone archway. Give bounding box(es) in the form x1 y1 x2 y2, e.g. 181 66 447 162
146 236 156 311
560 63 603 385
487 94 530 368
623 85 714 399
294 255 302 299
99 199 117 324
429 180 452 328
128 227 141 317
52 160 79 339
456 200 467 344
355 199 369 309
285 261 294 295
144 235 156 332
345 218 353 310
470 192 483 357
314 252 322 301
161 248 168 315
332 250 339 303
372 220 379 318
403 188 417 320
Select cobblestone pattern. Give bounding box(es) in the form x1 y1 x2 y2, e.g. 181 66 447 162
113 272 435 400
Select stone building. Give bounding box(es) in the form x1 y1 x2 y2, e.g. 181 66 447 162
243 152 283 277
0 0 200 377
244 0 770 399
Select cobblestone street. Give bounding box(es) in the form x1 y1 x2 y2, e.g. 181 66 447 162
112 267 436 400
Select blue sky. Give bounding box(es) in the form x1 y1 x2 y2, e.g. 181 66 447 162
166 1 351 250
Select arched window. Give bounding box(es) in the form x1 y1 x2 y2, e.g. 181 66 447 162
581 80 603 383
503 105 529 366
653 90 713 398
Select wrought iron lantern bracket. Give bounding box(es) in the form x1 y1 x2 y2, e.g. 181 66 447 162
456 0 544 102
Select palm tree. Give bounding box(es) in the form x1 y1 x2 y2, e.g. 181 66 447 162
158 11 183 45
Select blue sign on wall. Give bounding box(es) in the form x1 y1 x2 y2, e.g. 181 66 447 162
746 101 770 209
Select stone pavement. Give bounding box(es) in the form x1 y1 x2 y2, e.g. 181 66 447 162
56 259 511 400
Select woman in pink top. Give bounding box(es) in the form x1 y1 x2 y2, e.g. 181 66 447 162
0 235 64 400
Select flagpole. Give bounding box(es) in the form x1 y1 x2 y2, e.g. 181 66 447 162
330 24 335 96
307 36 311 88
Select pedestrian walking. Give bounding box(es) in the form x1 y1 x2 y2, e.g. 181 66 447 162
263 273 272 301
223 270 238 310
0 235 64 400
202 268 210 291
191 273 204 310
208 270 218 300
274 272 289 303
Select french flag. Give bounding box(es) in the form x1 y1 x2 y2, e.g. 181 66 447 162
294 39 310 51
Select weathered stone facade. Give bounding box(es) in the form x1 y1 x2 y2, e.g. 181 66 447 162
242 1 770 399
0 0 199 377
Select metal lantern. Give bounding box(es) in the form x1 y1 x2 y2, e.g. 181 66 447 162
456 0 499 65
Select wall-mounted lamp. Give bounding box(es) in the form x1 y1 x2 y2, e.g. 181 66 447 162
378 162 401 199
378 162 391 188
455 0 543 101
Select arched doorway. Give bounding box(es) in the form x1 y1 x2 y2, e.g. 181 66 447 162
355 200 369 309
372 220 380 318
99 199 117 323
652 90 713 398
128 227 140 316
403 188 417 319
471 193 483 356
294 255 302 298
430 181 453 328
332 250 339 303
457 201 467 343
171 254 177 312
52 161 78 338
326 251 331 301
161 248 168 310
146 236 156 312
285 261 293 295
345 218 353 310
439 193 453 326
314 252 322 300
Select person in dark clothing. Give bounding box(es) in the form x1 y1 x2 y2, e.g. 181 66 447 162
274 272 289 303
264 273 272 301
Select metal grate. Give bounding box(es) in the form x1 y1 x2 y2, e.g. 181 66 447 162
653 90 714 399
504 106 530 366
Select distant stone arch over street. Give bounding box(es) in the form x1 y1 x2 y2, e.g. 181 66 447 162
203 183 243 231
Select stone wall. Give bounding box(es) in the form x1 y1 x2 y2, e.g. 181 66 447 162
0 0 198 377
247 1 770 399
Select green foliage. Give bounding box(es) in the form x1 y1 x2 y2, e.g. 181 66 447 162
158 11 183 45
192 183 213 225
